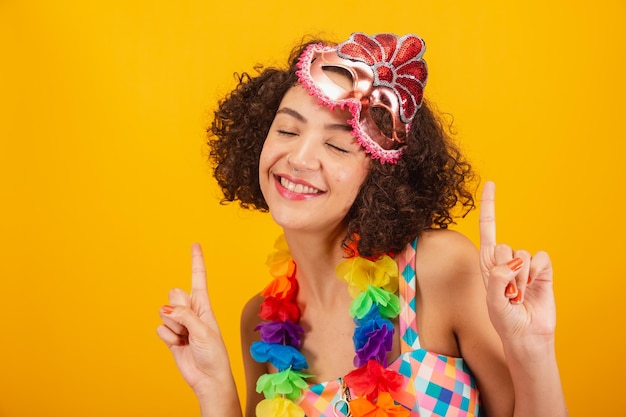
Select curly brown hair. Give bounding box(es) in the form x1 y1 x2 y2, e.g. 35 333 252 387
209 38 477 258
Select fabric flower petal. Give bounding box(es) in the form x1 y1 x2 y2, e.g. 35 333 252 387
255 320 304 348
256 397 305 417
336 255 399 298
345 360 404 401
266 235 296 278
349 286 400 319
259 296 301 322
349 291 375 319
367 286 401 318
354 304 383 325
375 392 411 417
261 275 297 299
250 341 308 371
349 392 410 417
256 368 312 400
353 317 395 367
354 325 394 367
353 316 393 350
348 397 378 417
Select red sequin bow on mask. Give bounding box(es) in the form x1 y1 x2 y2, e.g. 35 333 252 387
296 33 428 163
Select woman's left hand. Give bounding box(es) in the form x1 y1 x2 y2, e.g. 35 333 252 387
478 181 557 344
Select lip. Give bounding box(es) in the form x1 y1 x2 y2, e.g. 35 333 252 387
273 174 325 200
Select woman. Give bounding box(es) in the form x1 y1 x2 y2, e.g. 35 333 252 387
157 33 568 417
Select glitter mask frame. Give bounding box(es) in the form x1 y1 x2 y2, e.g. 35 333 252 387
297 44 409 163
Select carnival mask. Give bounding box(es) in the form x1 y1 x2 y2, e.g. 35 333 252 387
296 33 428 163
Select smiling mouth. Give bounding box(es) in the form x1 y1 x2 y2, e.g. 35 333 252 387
279 176 322 195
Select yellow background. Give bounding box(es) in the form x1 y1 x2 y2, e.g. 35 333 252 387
1 1 624 415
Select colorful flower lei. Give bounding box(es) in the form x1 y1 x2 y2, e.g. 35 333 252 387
251 235 409 417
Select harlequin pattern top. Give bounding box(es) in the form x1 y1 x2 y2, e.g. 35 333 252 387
297 238 481 416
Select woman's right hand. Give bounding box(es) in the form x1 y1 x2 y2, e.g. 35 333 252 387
157 243 235 399
478 181 557 345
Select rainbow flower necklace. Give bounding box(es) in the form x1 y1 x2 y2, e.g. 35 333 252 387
251 235 410 417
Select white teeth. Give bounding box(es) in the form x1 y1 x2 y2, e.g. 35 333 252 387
280 177 320 194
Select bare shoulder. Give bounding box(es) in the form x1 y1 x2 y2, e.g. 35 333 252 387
408 229 483 355
416 228 480 288
416 229 486 323
417 228 476 253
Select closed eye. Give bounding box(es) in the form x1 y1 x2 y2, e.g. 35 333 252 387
277 129 297 136
327 143 349 153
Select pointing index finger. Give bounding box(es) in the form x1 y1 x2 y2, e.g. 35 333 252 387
191 242 208 293
479 180 497 250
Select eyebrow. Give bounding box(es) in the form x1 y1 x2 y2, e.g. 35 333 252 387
276 107 352 132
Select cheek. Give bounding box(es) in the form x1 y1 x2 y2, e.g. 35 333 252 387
259 139 277 173
332 168 349 186
333 163 369 196
258 147 269 174
258 140 277 195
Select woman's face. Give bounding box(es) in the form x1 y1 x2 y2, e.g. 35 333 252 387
259 84 371 235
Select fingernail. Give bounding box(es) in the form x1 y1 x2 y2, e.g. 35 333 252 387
527 276 532 285
505 282 517 297
507 257 523 271
511 290 523 304
161 305 175 315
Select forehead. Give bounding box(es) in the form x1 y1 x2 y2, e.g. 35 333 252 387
278 85 353 121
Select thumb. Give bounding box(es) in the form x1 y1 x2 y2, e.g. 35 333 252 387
168 288 191 307
161 304 213 341
486 258 524 310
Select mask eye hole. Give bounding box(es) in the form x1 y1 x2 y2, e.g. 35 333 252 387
321 66 354 91
369 106 394 138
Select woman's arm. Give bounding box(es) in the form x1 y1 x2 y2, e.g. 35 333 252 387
417 229 516 415
478 181 568 417
418 182 567 417
157 243 243 417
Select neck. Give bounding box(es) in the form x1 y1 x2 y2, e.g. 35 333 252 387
282 228 349 306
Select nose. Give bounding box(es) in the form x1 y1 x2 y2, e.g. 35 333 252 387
287 135 320 172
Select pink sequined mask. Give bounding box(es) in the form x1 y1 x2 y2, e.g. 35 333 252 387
296 33 428 163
